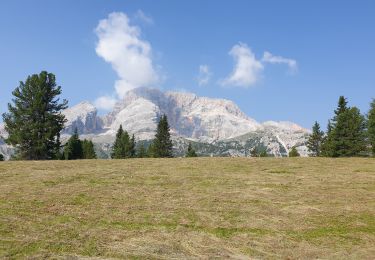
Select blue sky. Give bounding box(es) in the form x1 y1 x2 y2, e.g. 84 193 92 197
0 0 374 128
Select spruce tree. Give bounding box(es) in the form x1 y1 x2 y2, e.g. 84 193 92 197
111 125 125 159
137 143 147 158
259 150 268 157
82 139 96 159
64 128 83 160
2 71 68 160
250 148 258 157
147 143 155 158
368 99 375 156
307 121 324 156
186 143 197 157
289 146 300 157
322 96 367 157
121 130 130 158
332 107 367 156
0 153 4 161
321 120 334 157
153 114 173 157
126 134 136 158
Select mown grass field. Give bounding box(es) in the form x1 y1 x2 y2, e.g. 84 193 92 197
0 158 374 259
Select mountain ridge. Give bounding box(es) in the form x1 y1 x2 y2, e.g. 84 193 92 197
0 87 310 159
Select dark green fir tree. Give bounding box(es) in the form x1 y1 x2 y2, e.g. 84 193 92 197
322 96 367 157
127 134 136 158
2 71 68 160
186 143 197 157
307 121 325 156
64 128 83 160
137 143 147 158
289 146 300 157
111 125 125 159
368 99 375 156
153 114 173 158
82 139 96 159
0 153 4 161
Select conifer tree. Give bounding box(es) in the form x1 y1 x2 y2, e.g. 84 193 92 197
0 153 4 161
289 146 300 157
186 143 197 157
111 125 125 159
146 143 155 158
82 139 97 159
307 121 324 156
2 71 68 160
368 99 375 156
259 150 268 157
332 107 367 156
137 143 147 158
250 148 258 157
153 114 173 157
321 120 334 157
121 130 130 158
127 134 136 158
64 128 83 160
322 96 367 157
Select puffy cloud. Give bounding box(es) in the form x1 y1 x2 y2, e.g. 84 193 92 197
262 51 297 73
220 43 264 88
197 65 212 86
95 12 159 99
94 95 117 110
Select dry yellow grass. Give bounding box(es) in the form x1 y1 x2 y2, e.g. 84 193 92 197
0 158 374 259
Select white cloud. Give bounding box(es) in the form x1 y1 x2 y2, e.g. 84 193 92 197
262 51 297 73
134 10 154 25
94 95 117 110
197 65 212 86
95 12 159 100
220 43 264 88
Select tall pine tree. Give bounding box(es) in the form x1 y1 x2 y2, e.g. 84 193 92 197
82 139 97 159
368 99 375 156
111 125 125 159
137 143 147 158
153 114 173 158
307 121 324 156
0 153 4 161
64 128 83 160
2 71 68 160
111 125 136 159
322 96 367 157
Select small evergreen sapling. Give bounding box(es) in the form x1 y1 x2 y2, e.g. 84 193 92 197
289 147 300 157
186 143 197 157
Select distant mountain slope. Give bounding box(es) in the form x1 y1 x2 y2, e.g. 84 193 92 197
0 87 310 159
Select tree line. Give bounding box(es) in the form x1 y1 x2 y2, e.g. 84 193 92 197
0 71 198 160
307 96 375 157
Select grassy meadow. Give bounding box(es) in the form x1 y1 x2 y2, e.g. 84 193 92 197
0 158 374 259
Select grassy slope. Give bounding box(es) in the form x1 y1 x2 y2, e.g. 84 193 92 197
0 158 374 259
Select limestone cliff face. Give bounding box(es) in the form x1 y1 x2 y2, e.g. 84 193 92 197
62 101 102 134
0 87 310 159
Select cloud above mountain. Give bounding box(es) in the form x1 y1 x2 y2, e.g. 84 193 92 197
220 43 264 88
220 43 298 88
94 12 159 109
262 51 297 73
197 65 212 86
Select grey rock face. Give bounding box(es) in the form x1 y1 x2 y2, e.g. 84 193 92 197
0 87 311 159
62 101 103 135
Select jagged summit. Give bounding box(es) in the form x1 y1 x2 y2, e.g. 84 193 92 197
0 87 310 158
